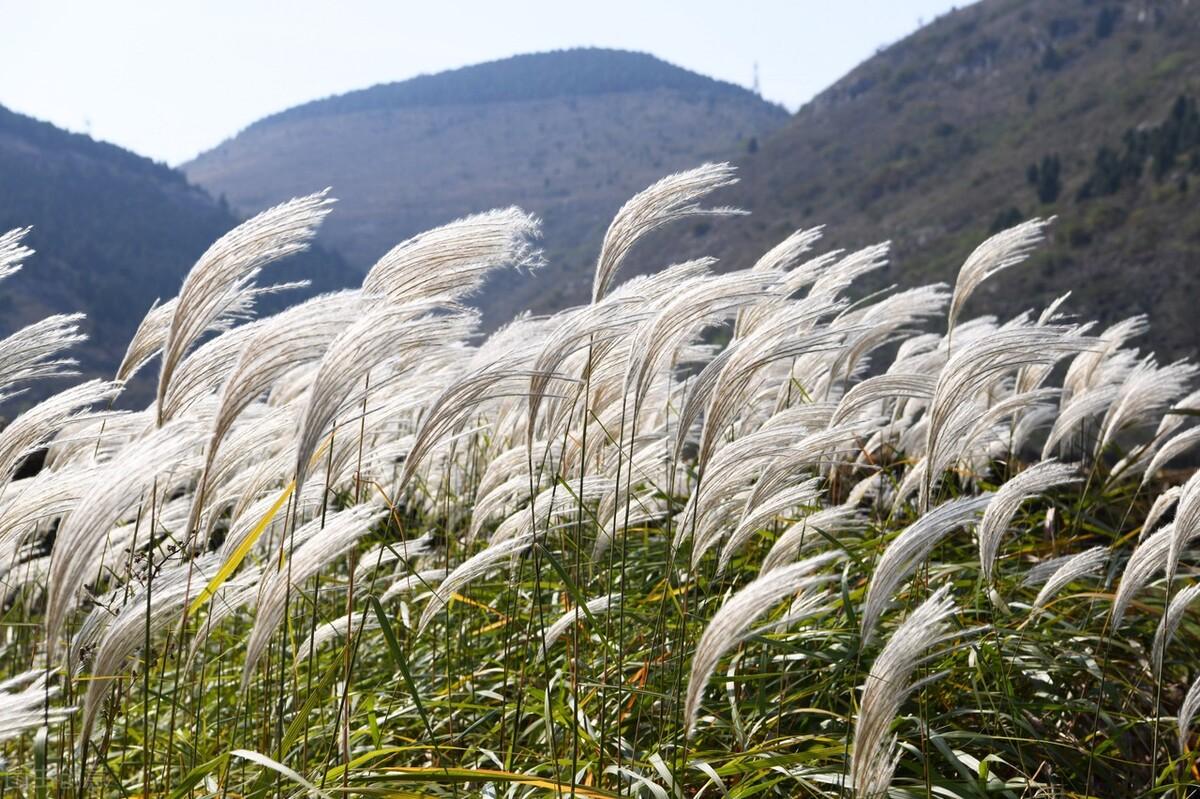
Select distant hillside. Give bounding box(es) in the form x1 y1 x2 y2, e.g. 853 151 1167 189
641 0 1200 360
0 104 357 406
184 48 788 326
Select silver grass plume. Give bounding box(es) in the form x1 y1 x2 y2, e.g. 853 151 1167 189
362 208 542 304
1031 546 1108 611
293 303 474 490
539 594 620 657
156 191 332 424
1041 384 1120 459
923 324 1089 508
0 226 33 283
403 357 540 492
77 555 220 745
44 415 207 650
241 503 386 687
761 504 862 573
861 495 990 642
828 373 937 427
717 477 823 573
117 281 306 383
977 460 1080 584
1110 522 1200 629
417 533 534 635
158 321 263 423
624 266 775 419
381 568 448 604
1095 358 1197 458
1152 582 1200 674
0 670 73 743
851 584 959 799
1180 674 1200 755
185 291 361 535
592 162 742 303
0 379 120 489
684 552 838 734
1145 486 1182 537
947 218 1051 338
1167 470 1200 585
0 464 97 577
0 314 86 401
1061 315 1148 403
686 310 849 469
1142 427 1200 487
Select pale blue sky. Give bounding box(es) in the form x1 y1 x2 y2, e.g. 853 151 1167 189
0 1 965 166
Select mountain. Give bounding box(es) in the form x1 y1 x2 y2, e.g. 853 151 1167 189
642 0 1200 360
0 103 357 406
183 48 789 326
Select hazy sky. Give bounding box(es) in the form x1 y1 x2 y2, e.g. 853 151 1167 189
1 1 963 166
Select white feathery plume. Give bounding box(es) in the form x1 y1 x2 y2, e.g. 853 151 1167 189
0 226 33 283
1041 384 1120 460
592 162 742 303
861 495 990 642
749 226 824 273
1094 358 1197 458
293 304 474 490
527 260 707 446
624 266 775 418
158 321 263 424
687 312 849 469
924 325 1089 508
0 464 97 577
827 285 950 388
403 357 540 491
684 552 838 734
241 503 386 687
0 670 73 743
761 504 862 573
490 476 612 544
717 477 822 573
1061 315 1148 403
977 461 1080 584
1142 427 1200 487
1030 546 1108 611
1180 674 1200 755
1110 522 1200 629
156 191 333 424
0 379 120 489
539 594 620 657
380 568 447 604
44 414 208 650
0 314 86 401
297 612 382 666
77 555 220 745
417 533 534 635
362 208 542 305
1152 582 1200 674
184 291 361 534
805 243 891 305
353 534 438 585
947 217 1052 337
1145 486 1183 538
828 373 937 428
1167 470 1200 584
1154 388 1200 441
116 281 306 383
851 584 959 799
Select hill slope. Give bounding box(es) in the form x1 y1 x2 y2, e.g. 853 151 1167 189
184 48 788 326
648 0 1200 359
0 104 358 405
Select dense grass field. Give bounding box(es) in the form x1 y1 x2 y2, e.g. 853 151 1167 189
1 163 1200 798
